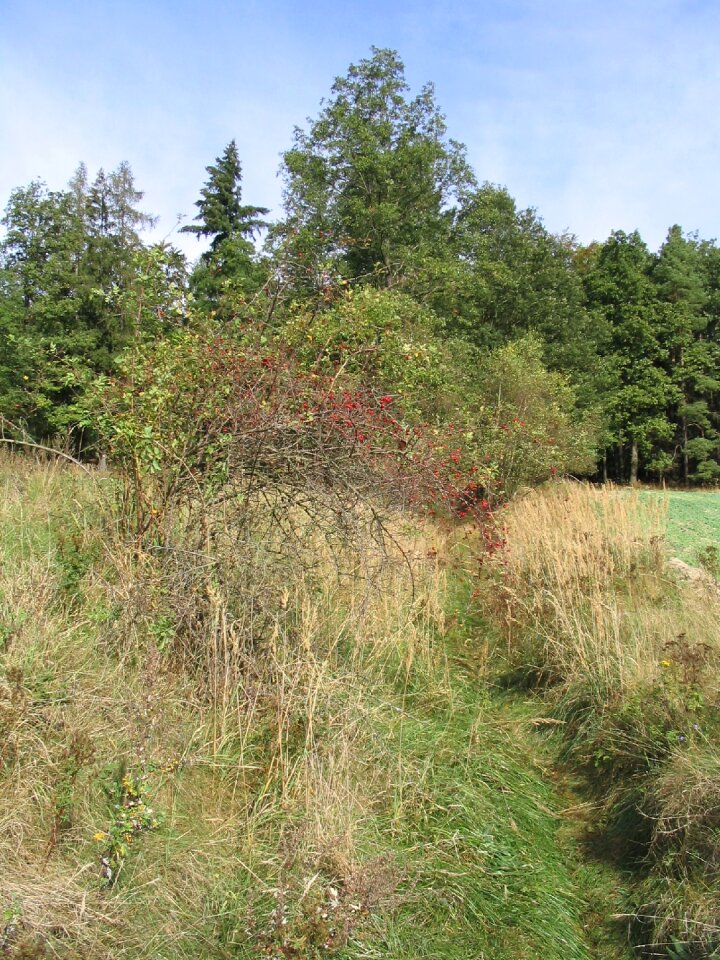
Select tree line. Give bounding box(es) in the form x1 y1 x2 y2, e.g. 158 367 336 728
2 47 719 485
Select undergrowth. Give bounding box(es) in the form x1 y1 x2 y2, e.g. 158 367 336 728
490 482 720 958
0 453 602 959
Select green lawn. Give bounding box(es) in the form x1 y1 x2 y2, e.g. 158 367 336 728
638 489 720 566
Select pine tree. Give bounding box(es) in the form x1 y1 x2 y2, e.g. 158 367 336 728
182 141 268 312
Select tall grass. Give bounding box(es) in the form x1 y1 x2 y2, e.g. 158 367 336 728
0 454 603 959
496 483 667 695
494 481 720 957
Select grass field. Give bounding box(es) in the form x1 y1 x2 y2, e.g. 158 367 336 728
637 489 720 566
3 461 717 958
0 456 626 959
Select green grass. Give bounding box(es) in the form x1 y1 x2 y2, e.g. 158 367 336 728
204 684 614 960
0 458 638 959
637 489 720 567
346 687 598 960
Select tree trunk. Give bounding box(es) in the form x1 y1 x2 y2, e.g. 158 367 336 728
602 452 608 484
680 344 689 486
630 441 639 485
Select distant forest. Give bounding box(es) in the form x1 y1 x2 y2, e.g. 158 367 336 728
2 47 719 486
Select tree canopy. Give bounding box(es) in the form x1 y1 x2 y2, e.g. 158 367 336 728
2 48 720 486
280 47 474 292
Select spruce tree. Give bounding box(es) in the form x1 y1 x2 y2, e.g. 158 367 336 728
584 231 676 482
182 141 268 312
654 226 720 483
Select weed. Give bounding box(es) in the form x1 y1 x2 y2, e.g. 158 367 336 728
55 530 101 602
46 731 95 858
95 765 164 886
245 854 404 958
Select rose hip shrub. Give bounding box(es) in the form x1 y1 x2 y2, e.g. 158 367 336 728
277 294 599 502
278 287 450 418
90 326 497 672
92 327 493 544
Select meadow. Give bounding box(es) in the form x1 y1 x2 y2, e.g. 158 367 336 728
638 489 720 568
1 458 718 959
0 455 608 959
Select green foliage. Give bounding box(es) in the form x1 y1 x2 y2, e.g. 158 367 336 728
95 765 163 886
654 226 720 483
3 58 720 486
0 164 158 441
278 286 451 413
450 185 599 390
576 225 720 483
471 336 599 495
98 242 191 344
278 296 598 497
0 180 92 437
67 162 157 366
88 328 217 537
280 47 474 294
584 230 677 481
181 140 268 250
89 319 496 557
182 140 269 316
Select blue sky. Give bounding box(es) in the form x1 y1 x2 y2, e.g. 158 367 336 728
1 0 718 256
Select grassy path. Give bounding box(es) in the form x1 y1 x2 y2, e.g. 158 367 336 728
348 675 636 959
490 694 635 960
437 578 636 960
0 461 643 958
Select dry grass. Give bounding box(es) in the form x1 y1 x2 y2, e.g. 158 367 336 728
493 480 720 956
495 482 720 700
0 452 455 958
1 457 644 959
